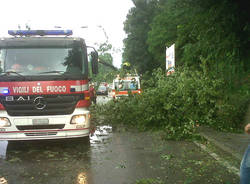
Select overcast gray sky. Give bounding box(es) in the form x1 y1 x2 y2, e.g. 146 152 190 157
0 0 134 68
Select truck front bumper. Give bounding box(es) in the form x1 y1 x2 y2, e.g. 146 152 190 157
0 108 91 141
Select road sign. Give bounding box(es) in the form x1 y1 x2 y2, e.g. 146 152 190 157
166 44 175 75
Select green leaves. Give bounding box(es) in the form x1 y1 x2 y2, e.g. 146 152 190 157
93 68 226 139
135 178 163 184
123 0 158 74
124 0 249 92
93 66 249 140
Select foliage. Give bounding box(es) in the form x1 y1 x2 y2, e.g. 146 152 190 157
147 0 193 69
123 0 158 74
90 42 116 85
151 0 250 85
120 0 250 134
125 0 250 87
93 68 250 140
135 178 163 184
90 0 250 137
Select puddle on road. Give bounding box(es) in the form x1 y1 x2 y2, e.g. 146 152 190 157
90 125 112 143
89 125 113 155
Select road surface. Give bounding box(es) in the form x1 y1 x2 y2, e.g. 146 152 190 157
0 96 240 184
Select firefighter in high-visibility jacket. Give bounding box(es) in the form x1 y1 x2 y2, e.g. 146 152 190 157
122 62 131 70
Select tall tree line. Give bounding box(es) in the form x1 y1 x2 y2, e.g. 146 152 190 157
123 0 250 86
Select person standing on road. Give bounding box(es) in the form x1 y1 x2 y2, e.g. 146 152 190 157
240 123 250 184
89 84 96 104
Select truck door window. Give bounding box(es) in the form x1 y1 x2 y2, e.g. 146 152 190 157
63 45 83 74
0 49 6 73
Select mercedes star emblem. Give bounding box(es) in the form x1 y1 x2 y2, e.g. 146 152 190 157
33 96 47 110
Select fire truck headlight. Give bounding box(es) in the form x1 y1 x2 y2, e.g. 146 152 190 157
0 118 11 127
71 115 86 125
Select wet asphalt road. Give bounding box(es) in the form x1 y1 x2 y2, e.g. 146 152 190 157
0 96 240 184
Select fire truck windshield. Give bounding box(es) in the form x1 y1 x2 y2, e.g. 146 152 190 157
0 46 87 77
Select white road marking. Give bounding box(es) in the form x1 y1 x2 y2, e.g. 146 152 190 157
194 141 240 177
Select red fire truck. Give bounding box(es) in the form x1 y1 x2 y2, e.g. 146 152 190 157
0 30 98 140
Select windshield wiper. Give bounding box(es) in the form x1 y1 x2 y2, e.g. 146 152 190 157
0 71 25 78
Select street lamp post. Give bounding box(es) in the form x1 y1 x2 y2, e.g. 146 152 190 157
97 25 109 43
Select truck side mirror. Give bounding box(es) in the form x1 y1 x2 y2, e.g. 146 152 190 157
90 51 98 75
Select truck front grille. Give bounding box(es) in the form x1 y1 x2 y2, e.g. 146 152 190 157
0 94 84 116
16 124 65 130
25 132 57 136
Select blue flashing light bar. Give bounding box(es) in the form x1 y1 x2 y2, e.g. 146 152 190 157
8 30 73 36
2 89 9 94
0 88 9 95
